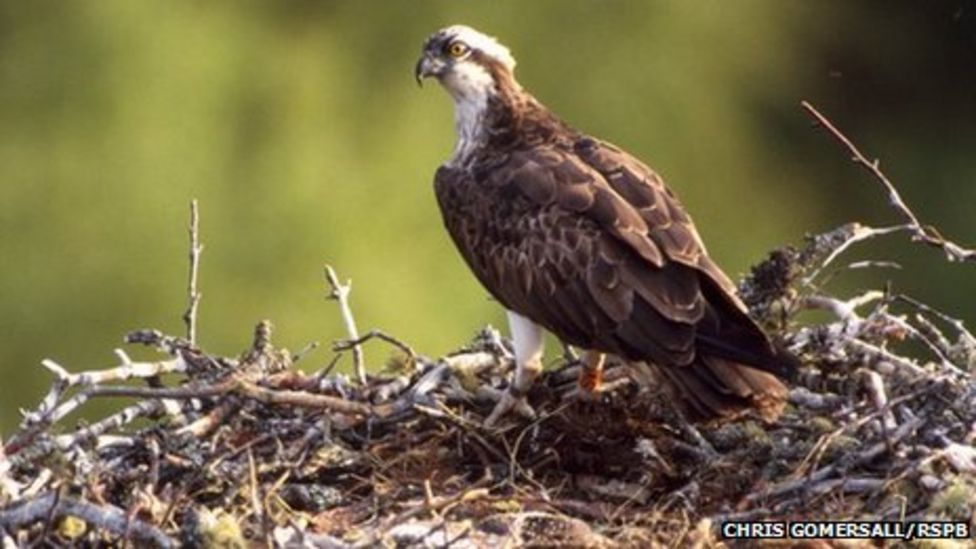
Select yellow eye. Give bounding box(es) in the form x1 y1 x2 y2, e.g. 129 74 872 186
447 42 467 57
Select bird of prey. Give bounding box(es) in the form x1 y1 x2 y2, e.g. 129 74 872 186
416 25 797 427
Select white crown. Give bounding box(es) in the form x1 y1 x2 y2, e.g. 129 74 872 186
444 25 516 71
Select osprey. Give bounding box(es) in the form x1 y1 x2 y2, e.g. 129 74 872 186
416 25 797 426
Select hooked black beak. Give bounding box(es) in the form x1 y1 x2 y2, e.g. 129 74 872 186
414 54 443 87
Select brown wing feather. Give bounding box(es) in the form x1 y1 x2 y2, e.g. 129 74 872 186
435 137 795 421
436 151 696 367
574 137 797 379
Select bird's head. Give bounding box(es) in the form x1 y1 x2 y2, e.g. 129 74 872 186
415 25 517 103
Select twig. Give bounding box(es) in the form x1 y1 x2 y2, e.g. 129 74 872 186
325 265 366 385
0 441 19 503
182 199 203 345
47 376 373 417
124 329 198 357
175 400 238 438
373 362 449 417
862 370 897 431
334 329 418 363
41 357 187 388
748 416 924 504
0 492 176 548
292 341 320 363
6 356 189 456
844 338 928 377
505 403 573 487
53 399 168 451
789 387 844 411
872 309 962 374
818 259 902 287
802 224 911 285
802 477 887 496
802 291 883 322
362 482 491 547
792 387 926 490
247 449 266 542
894 294 976 348
801 101 976 263
234 378 373 416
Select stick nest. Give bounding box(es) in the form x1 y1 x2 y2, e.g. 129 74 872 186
2 105 976 548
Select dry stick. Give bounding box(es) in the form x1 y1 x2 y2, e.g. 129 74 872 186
53 399 167 451
747 416 924 504
175 401 238 438
804 289 963 375
362 480 492 546
506 402 574 488
136 379 368 415
802 224 912 285
246 448 268 544
819 259 902 287
325 265 366 385
292 341 320 363
334 329 419 362
794 384 936 480
802 291 883 322
863 370 897 431
43 356 188 389
234 378 372 416
32 382 216 434
0 441 18 502
873 309 962 374
895 294 976 348
0 492 176 548
183 199 203 345
844 338 928 377
801 101 976 263
50 376 372 417
5 356 188 456
912 314 954 357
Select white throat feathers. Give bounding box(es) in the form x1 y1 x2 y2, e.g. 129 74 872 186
443 62 495 165
434 26 517 167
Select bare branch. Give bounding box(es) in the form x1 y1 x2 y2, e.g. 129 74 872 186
175 401 238 438
182 199 203 345
894 294 976 348
325 265 366 385
0 492 176 548
233 378 373 416
333 329 418 362
802 101 976 263
746 416 924 503
862 370 897 431
52 400 168 451
41 357 187 388
802 223 911 285
50 376 372 417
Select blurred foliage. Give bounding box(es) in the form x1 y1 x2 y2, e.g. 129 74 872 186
1 1 974 432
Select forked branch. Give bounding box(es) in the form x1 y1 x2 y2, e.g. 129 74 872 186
325 265 367 384
801 101 975 264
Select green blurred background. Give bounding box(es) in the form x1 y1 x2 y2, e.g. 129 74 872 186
2 1 974 433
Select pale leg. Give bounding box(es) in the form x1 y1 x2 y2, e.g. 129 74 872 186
484 310 544 427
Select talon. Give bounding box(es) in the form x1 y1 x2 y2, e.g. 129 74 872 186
485 388 536 428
